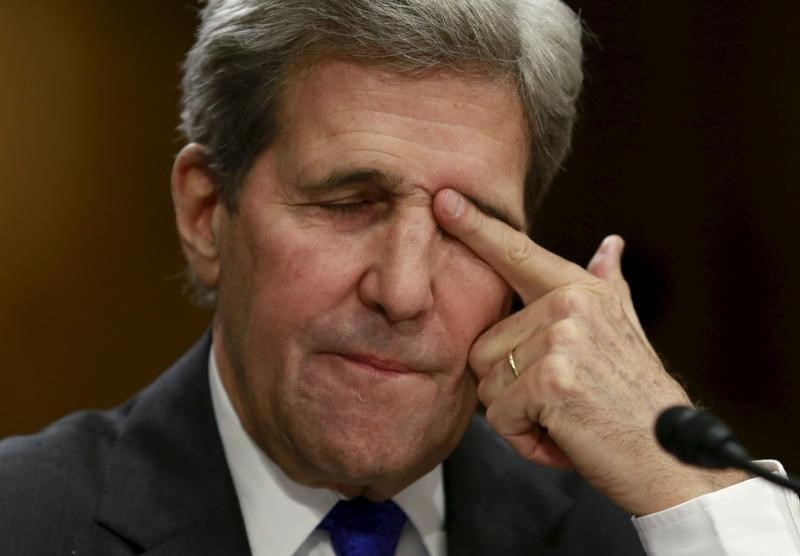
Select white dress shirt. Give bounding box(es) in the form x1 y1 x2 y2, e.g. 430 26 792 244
633 460 800 555
209 348 800 555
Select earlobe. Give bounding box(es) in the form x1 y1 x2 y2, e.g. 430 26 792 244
171 143 224 288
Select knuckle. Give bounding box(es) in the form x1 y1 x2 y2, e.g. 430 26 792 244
537 354 576 395
477 364 507 406
468 343 492 376
547 318 582 347
586 274 607 289
590 278 618 302
504 232 534 267
502 306 538 338
476 376 492 405
553 287 591 317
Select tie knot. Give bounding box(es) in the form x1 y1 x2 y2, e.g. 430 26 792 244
319 497 408 556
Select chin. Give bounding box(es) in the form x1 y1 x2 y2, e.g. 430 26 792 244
269 379 478 492
322 432 420 479
291 418 440 490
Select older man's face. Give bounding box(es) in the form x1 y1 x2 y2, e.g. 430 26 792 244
212 59 529 497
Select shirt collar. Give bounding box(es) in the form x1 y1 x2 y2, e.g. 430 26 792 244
208 343 445 556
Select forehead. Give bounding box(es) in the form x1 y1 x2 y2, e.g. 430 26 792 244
275 59 530 226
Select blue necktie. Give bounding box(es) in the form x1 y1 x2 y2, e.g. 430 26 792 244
318 497 408 556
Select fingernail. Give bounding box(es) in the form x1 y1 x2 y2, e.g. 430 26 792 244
442 189 465 218
598 235 615 255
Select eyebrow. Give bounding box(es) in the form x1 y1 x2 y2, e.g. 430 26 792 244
298 167 524 231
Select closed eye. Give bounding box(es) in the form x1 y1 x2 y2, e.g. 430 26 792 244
318 199 377 214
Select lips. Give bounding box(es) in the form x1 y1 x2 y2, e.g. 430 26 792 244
335 352 418 374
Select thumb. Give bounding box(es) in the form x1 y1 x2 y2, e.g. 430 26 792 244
587 235 626 285
587 235 642 330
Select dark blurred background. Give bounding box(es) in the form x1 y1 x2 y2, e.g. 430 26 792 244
2 3 799 470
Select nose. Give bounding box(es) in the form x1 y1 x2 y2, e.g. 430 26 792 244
358 214 436 322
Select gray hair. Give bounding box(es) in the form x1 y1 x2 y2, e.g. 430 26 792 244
179 0 583 303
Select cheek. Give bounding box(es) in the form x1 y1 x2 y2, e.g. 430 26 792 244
437 252 511 352
241 224 365 329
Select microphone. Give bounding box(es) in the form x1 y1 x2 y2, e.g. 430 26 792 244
656 406 800 494
655 406 752 468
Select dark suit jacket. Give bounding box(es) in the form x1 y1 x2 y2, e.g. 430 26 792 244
0 335 646 555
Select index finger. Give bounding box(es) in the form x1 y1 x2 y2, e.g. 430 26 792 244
433 188 592 301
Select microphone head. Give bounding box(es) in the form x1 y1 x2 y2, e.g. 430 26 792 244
656 406 698 457
655 406 751 469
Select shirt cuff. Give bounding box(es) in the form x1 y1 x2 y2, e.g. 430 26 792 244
633 461 800 555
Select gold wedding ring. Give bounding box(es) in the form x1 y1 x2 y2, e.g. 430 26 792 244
508 350 520 379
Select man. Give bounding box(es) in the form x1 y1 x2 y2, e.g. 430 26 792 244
2 0 798 554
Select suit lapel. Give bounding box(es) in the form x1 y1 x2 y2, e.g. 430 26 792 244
94 334 250 555
444 417 574 556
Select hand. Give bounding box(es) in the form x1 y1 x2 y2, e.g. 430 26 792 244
433 188 746 515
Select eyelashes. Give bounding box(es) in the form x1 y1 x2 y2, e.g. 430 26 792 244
317 201 455 240
317 199 377 214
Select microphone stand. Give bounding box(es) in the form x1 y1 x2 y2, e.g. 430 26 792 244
656 406 800 495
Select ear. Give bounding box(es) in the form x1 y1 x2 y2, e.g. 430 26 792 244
171 143 225 289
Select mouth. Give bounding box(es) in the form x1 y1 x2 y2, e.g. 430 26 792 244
330 352 419 375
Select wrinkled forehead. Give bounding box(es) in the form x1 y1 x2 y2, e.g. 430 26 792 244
274 59 530 227
282 56 528 135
